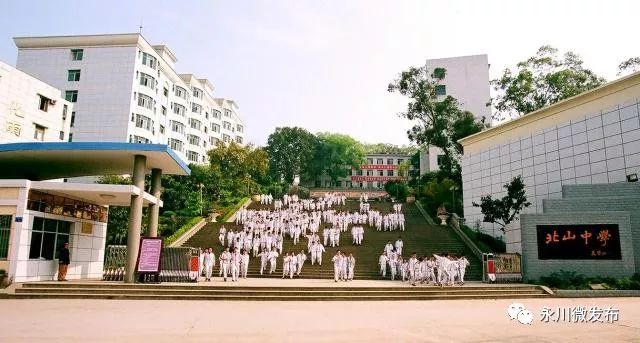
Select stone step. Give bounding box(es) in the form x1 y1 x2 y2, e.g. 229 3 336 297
8 292 549 301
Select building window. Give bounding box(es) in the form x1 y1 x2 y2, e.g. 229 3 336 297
135 114 153 131
397 159 404 164
211 123 220 133
192 103 202 114
386 158 393 165
62 104 68 120
70 112 76 127
139 73 155 89
188 134 201 146
133 135 150 144
367 182 373 189
224 110 231 117
213 110 221 119
193 88 203 99
68 133 73 142
161 106 167 116
435 85 446 96
189 118 202 131
222 134 230 143
186 150 199 162
367 158 373 165
236 124 244 133
67 69 81 82
141 52 157 69
210 136 220 145
437 154 446 166
28 217 71 260
378 170 384 176
387 170 394 176
59 131 65 141
235 136 243 144
137 93 154 110
159 125 165 134
34 124 46 141
175 86 187 99
64 90 78 103
71 49 83 61
222 121 232 130
163 87 169 97
173 103 186 117
170 121 185 134
38 94 50 112
169 138 184 152
366 170 373 176
0 215 10 259
356 169 363 176
375 158 382 164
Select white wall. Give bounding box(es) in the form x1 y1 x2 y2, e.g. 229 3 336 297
461 100 640 250
0 61 71 143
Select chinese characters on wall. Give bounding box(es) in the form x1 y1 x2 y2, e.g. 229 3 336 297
536 224 621 260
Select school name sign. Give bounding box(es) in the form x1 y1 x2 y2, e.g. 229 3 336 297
536 224 621 260
350 176 407 182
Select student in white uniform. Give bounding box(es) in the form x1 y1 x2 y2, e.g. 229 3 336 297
219 225 227 246
240 249 250 279
408 253 419 286
311 242 326 265
379 252 389 278
458 256 470 285
203 248 215 281
332 250 344 282
388 249 398 281
268 248 279 274
282 252 292 279
259 248 269 275
231 247 241 282
346 252 356 281
384 241 394 257
394 237 404 257
296 250 307 276
219 247 231 282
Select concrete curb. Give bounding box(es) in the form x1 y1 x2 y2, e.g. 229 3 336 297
553 289 640 298
227 198 252 223
170 218 208 247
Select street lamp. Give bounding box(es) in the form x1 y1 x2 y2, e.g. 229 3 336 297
449 185 459 213
198 183 204 216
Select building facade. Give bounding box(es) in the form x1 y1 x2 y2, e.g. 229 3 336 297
0 61 72 144
423 54 491 173
314 153 413 189
459 71 640 253
13 34 245 164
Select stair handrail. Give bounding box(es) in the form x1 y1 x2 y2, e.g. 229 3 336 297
413 201 483 261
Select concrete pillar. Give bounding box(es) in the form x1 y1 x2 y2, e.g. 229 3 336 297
148 168 162 238
125 155 146 283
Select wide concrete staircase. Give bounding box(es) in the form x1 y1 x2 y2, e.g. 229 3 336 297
10 282 549 301
183 201 483 281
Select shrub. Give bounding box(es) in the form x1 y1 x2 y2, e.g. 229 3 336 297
164 217 203 245
385 181 409 201
535 271 640 290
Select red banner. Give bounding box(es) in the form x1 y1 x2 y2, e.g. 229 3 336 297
358 165 398 170
350 176 406 182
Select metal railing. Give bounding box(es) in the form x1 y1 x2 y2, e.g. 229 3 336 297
103 245 199 282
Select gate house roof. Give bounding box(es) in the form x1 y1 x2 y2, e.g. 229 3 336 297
0 142 190 180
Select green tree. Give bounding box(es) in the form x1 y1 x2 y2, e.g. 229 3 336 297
492 45 605 120
420 177 460 215
384 180 409 201
388 66 485 182
617 57 640 76
311 133 365 186
265 127 319 184
361 143 418 155
207 141 269 196
472 176 532 232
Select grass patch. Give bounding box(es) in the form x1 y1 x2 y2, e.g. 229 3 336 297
215 197 249 223
458 224 506 253
164 216 203 245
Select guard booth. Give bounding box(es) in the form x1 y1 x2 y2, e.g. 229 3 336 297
0 142 190 283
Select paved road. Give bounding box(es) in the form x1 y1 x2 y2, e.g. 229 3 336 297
1 297 639 342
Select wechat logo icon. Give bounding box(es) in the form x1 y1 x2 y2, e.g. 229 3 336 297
508 303 534 325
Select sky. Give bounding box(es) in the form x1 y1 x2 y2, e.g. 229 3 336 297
1 0 638 146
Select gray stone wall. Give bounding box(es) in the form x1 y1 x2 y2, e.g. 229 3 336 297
521 212 635 280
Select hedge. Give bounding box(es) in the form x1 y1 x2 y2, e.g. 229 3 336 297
164 216 203 245
216 197 249 223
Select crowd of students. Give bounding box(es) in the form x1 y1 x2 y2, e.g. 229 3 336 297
378 249 470 286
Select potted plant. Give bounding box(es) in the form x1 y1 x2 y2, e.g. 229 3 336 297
0 269 9 288
406 188 416 204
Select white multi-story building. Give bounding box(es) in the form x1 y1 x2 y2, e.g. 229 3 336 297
13 33 245 164
421 54 491 173
0 61 72 144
